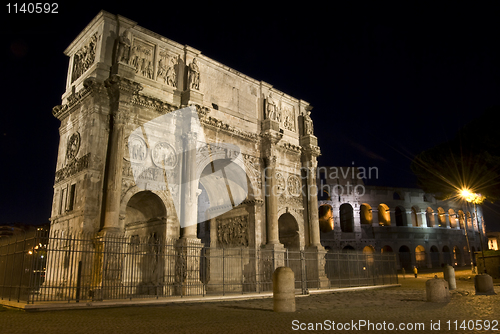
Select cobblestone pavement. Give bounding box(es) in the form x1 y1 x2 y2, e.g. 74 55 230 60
1 269 499 334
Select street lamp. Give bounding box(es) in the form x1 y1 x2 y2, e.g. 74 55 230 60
460 188 487 273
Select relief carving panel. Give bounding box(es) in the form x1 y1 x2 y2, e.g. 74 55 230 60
129 38 155 79
157 49 179 88
71 32 100 83
216 215 248 247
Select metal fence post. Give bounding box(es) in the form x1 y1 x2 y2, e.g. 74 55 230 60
222 248 225 296
17 232 27 303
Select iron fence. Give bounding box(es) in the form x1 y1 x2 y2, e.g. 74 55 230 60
0 231 397 304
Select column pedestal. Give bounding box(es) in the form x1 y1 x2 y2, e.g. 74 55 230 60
305 245 330 289
175 237 205 296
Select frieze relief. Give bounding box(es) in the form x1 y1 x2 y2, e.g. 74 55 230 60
122 163 166 183
55 153 91 183
71 32 100 83
265 93 296 132
157 49 179 88
129 38 155 79
216 215 249 247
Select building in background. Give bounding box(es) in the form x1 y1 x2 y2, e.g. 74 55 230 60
487 232 500 250
317 166 487 270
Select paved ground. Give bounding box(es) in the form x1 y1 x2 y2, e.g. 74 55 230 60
1 268 499 333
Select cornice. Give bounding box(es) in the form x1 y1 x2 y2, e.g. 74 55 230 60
201 115 259 141
52 78 106 120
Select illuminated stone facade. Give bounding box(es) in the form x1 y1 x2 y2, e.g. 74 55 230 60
47 11 328 296
317 167 487 270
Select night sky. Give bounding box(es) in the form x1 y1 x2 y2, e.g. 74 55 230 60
1 3 499 230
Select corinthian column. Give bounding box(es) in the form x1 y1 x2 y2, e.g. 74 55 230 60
265 155 280 244
300 115 328 288
181 131 200 239
101 75 142 234
306 158 321 247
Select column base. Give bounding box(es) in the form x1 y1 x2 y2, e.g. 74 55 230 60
305 245 330 289
175 237 206 296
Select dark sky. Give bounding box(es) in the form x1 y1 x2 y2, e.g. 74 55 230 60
1 2 499 230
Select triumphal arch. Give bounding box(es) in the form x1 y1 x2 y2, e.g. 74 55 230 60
47 11 327 297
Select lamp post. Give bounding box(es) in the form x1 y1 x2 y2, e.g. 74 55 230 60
461 189 487 273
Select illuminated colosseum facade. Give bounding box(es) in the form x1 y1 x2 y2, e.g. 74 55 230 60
317 166 486 270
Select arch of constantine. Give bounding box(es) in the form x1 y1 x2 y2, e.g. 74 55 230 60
46 11 329 298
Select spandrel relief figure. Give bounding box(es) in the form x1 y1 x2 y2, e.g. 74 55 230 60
188 58 200 90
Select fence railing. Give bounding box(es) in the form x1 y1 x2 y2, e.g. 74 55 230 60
0 231 398 304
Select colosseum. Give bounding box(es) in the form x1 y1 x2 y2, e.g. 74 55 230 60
317 166 486 270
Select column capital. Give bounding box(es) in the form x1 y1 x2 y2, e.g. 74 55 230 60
264 155 277 168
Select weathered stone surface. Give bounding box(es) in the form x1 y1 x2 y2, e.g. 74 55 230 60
47 11 327 294
273 266 295 312
426 277 450 302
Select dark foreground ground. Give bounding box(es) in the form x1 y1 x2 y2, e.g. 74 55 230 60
1 268 499 334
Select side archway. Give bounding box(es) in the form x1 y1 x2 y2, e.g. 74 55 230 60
278 212 300 249
123 190 168 238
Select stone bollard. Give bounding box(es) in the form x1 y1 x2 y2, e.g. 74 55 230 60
273 266 295 312
443 265 456 290
474 274 496 295
426 275 450 302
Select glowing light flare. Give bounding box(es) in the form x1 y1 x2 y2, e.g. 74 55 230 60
460 188 485 204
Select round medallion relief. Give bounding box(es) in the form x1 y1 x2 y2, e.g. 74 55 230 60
287 175 301 197
152 142 177 169
126 135 147 163
66 132 81 160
